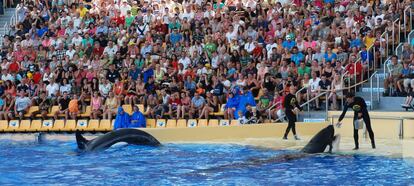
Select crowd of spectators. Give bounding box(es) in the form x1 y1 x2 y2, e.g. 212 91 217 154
0 0 411 122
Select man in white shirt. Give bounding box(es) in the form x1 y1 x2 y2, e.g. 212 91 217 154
99 78 112 98
59 11 72 28
46 79 60 105
136 20 149 39
266 38 278 54
178 51 191 70
119 0 131 16
244 37 255 54
225 25 237 43
65 44 76 60
103 41 118 58
180 5 194 21
72 13 82 28
14 91 31 120
203 4 215 18
309 72 321 110
71 32 83 47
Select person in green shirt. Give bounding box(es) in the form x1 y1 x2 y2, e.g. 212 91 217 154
203 36 217 58
81 33 94 47
257 88 272 119
240 49 252 66
168 17 181 31
297 61 311 79
125 11 135 28
130 1 139 16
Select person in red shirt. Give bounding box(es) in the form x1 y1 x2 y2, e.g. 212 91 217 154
353 11 364 24
184 66 196 80
32 71 42 84
345 60 363 76
168 92 182 119
252 42 263 59
8 61 20 73
112 10 125 26
92 42 104 58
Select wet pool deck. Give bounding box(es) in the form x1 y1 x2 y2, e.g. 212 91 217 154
1 133 413 161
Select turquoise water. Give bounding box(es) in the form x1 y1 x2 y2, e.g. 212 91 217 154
0 140 413 185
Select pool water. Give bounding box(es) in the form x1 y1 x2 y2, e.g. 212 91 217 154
0 140 413 185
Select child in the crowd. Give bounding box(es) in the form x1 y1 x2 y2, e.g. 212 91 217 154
237 110 248 125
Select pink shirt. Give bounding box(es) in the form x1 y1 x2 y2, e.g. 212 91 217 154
304 41 317 50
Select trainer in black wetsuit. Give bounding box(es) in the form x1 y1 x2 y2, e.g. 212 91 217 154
337 93 376 150
283 86 302 140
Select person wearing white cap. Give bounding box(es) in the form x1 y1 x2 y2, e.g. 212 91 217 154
120 0 131 17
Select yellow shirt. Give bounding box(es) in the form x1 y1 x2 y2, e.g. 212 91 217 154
364 36 375 49
78 7 88 18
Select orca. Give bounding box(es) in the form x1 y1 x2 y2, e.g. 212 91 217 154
301 124 340 153
194 125 340 173
76 129 161 152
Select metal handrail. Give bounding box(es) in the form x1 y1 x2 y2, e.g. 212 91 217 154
392 18 400 53
269 71 378 122
329 114 406 139
295 86 307 98
404 6 410 39
369 71 378 110
300 92 327 108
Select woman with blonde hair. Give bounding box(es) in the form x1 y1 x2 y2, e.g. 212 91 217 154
328 73 344 110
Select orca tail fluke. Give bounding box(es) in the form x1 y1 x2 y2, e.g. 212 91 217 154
76 130 89 150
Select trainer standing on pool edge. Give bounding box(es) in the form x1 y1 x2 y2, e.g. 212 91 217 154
283 86 302 140
337 92 376 150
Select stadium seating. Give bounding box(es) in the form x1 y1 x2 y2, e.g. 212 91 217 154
146 119 156 128
16 120 31 132
219 120 230 126
24 106 39 118
81 106 92 118
176 119 187 128
5 120 20 132
166 119 177 128
98 120 113 131
29 120 42 132
187 119 198 127
156 119 166 128
76 120 89 131
86 120 100 131
198 119 208 127
51 120 65 132
208 119 219 127
0 118 286 133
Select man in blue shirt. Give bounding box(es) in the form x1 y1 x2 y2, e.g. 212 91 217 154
282 35 296 50
291 47 304 66
170 29 183 46
142 64 154 83
96 22 108 35
184 76 196 94
189 93 205 119
128 64 140 80
350 33 362 48
360 45 373 67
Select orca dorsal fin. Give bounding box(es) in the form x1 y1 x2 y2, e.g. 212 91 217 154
76 130 89 150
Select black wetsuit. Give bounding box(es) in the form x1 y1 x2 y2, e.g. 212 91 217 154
338 96 375 149
283 93 302 137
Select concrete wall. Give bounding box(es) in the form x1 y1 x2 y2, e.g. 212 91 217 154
142 122 329 142
141 119 407 143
